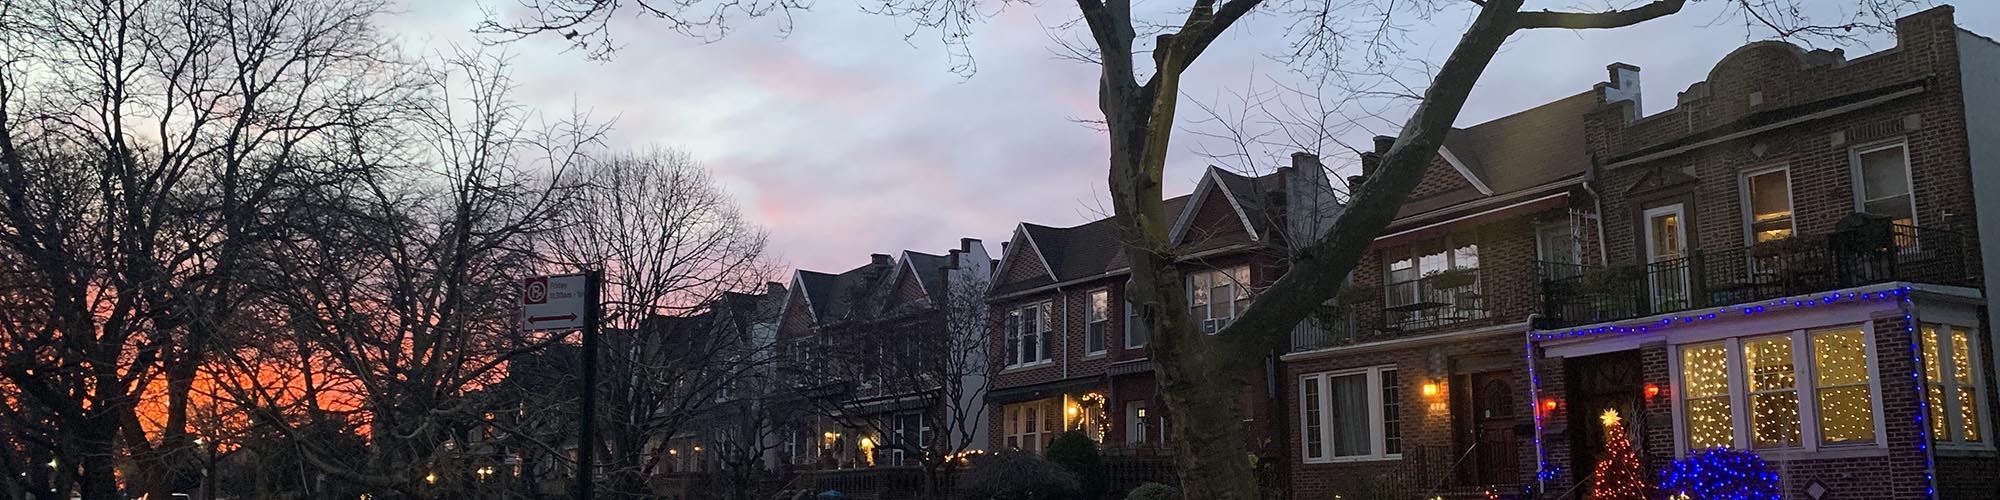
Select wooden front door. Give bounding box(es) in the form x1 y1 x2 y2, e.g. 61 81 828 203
1456 370 1520 487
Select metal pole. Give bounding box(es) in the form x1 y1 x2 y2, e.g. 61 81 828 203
578 269 602 500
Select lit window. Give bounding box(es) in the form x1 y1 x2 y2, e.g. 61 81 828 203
1676 325 1885 455
1921 323 1987 446
1744 168 1794 243
1681 342 1736 451
1086 290 1110 354
1299 366 1400 461
1004 401 1057 453
1744 335 1800 447
1855 144 1916 226
1382 237 1482 329
1187 266 1251 334
1812 328 1875 446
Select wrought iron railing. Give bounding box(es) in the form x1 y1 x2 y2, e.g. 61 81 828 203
1383 269 1488 332
1539 224 1973 329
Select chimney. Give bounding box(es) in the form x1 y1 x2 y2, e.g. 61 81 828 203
947 249 962 269
1372 135 1395 156
871 253 893 266
765 281 785 297
1600 63 1643 121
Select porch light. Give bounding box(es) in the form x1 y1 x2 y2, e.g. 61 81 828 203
1421 381 1441 398
1644 383 1662 399
1540 398 1559 414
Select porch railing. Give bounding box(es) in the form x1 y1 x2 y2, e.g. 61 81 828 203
1383 270 1488 332
1538 223 1973 329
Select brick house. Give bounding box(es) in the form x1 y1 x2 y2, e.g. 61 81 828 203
981 155 1342 479
1280 85 1604 498
1528 7 2000 500
770 239 994 482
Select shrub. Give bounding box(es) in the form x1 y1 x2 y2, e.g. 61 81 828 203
1045 432 1108 499
1124 483 1179 500
956 451 1079 500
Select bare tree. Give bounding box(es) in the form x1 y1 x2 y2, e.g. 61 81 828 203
0 0 408 497
531 149 778 498
225 50 599 498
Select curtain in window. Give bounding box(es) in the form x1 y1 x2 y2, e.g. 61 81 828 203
1329 373 1371 457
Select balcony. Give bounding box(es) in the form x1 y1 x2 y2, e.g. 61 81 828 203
1383 269 1488 332
1538 224 1973 329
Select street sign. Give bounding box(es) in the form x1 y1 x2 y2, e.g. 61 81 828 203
521 273 589 331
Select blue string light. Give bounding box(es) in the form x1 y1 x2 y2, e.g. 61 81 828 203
1530 286 1911 342
1659 448 1783 500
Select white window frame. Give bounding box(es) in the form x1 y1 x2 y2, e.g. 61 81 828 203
1921 321 1992 449
1298 366 1402 463
1085 289 1110 356
1124 400 1151 444
1124 301 1148 349
1739 165 1796 245
1004 401 1056 453
1668 323 1888 458
1535 220 1582 266
1850 141 1920 227
890 412 932 466
1187 266 1251 334
1005 301 1053 368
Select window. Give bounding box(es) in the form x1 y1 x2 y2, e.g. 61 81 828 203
1855 144 1916 227
1299 367 1401 461
1125 301 1149 348
891 412 932 466
1743 167 1795 243
1187 266 1252 334
1086 290 1110 354
1675 325 1883 455
1384 237 1482 329
1921 323 1988 446
1005 400 1059 452
1536 220 1581 269
1005 301 1052 367
1125 400 1152 445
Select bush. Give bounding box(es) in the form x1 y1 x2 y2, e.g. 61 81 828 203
1124 483 1179 500
956 451 1079 500
1045 432 1108 499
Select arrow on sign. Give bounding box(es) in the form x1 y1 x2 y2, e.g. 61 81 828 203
529 314 578 323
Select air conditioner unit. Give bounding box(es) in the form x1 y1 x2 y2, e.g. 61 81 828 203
1203 319 1219 333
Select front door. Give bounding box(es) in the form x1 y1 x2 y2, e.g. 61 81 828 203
1566 351 1644 500
1456 370 1520 487
1644 204 1690 312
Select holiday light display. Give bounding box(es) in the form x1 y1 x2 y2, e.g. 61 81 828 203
1587 409 1645 500
1658 448 1782 500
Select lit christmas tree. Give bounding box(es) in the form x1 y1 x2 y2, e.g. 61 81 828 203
1588 409 1646 500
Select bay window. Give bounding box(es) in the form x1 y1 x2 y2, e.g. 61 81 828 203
1188 266 1251 334
1005 301 1052 367
1004 400 1060 453
1086 289 1110 354
1299 366 1401 461
1921 323 1988 447
1674 324 1882 455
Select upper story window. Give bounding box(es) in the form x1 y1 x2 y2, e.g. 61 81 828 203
1675 324 1883 455
1921 323 1989 447
1743 166 1795 243
1187 266 1252 334
1383 238 1482 330
1125 301 1149 348
1086 289 1110 355
1854 143 1916 227
1004 301 1053 367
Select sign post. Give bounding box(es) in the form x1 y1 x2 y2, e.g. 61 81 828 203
522 271 601 500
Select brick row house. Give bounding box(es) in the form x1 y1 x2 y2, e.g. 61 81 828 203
1281 6 2000 500
1530 7 2000 499
980 156 1342 480
768 240 995 490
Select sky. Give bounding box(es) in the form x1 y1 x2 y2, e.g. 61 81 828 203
384 1 1999 274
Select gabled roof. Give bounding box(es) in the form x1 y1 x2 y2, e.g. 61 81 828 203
1396 91 1596 219
990 168 1293 297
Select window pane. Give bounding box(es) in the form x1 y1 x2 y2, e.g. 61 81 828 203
1747 170 1793 242
1329 374 1371 457
1923 325 1948 438
1190 272 1210 306
1814 328 1877 445
1860 147 1912 200
1021 307 1039 363
1744 336 1800 447
1650 211 1683 261
1303 378 1323 459
1126 303 1149 347
1682 343 1735 450
1452 242 1479 270
1089 291 1109 322
1953 328 1982 442
1381 370 1401 455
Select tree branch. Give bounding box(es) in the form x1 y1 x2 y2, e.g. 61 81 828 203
1514 0 1686 30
